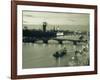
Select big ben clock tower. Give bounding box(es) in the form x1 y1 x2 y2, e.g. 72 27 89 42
43 22 47 32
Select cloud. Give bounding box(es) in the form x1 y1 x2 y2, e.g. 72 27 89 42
23 11 89 26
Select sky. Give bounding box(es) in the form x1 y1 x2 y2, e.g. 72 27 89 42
22 11 89 31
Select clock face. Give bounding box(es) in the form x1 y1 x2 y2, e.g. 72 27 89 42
43 22 47 26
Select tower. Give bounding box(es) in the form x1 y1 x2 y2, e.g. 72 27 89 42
43 22 47 32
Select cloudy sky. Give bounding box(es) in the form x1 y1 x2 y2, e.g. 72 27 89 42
22 11 89 31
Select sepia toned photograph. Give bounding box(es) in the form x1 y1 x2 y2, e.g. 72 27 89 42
22 11 90 69
11 1 97 79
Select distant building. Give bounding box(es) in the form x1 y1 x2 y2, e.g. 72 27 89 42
23 26 28 30
57 26 60 31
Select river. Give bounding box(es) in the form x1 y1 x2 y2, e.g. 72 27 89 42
22 38 88 69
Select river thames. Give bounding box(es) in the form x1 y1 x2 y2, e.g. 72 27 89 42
22 35 89 69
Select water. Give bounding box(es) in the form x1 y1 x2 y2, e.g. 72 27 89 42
22 40 87 69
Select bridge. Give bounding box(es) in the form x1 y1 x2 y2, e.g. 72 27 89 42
23 37 87 45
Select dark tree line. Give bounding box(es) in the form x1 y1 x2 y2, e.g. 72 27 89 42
23 29 56 38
